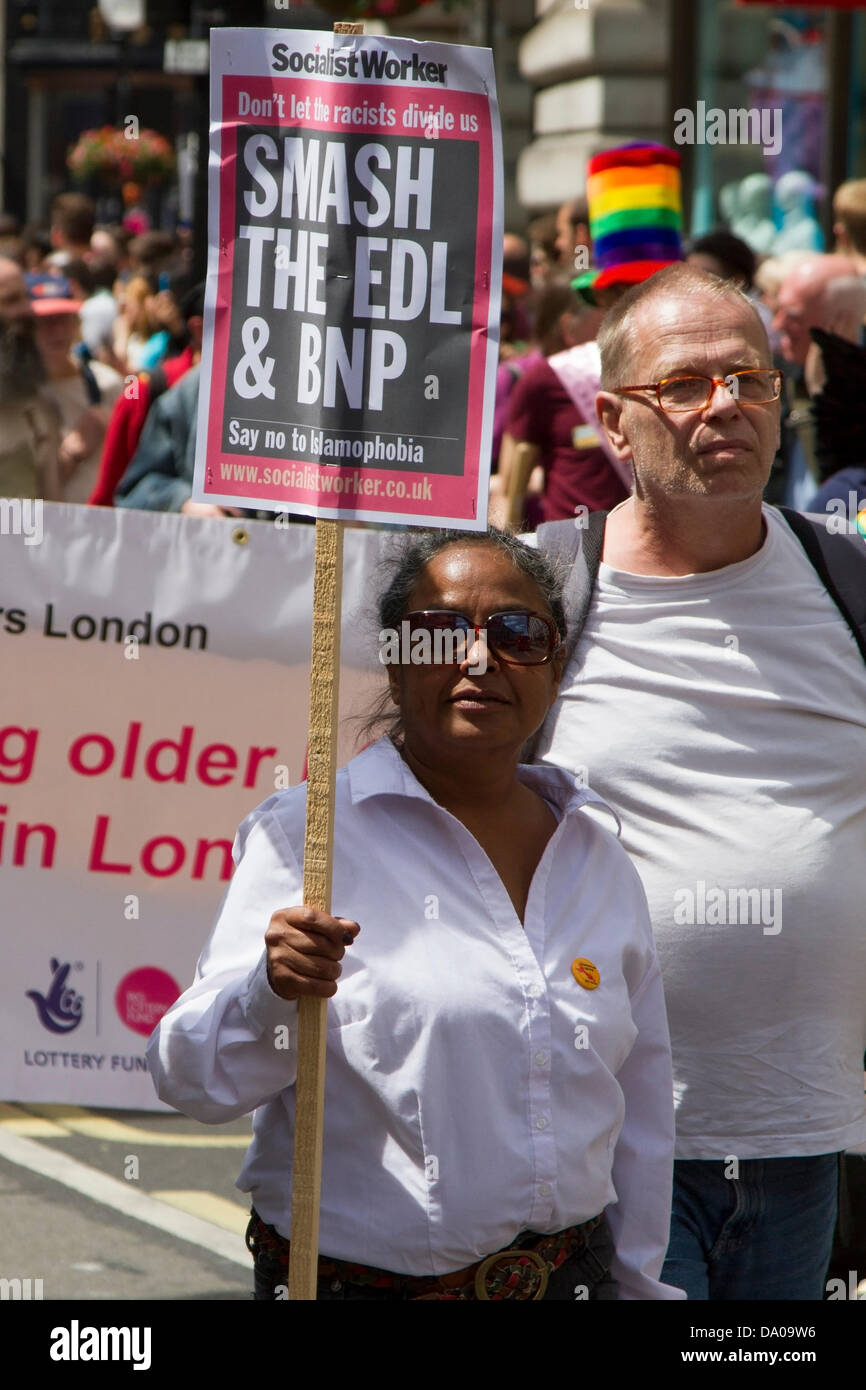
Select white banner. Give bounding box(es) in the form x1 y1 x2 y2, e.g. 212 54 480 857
0 504 388 1109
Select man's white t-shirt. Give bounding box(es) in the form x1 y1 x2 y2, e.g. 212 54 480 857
539 505 866 1159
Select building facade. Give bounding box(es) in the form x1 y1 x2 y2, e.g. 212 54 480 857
6 0 862 251
1 1 536 232
517 0 866 250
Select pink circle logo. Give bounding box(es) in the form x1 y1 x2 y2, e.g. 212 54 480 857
115 967 181 1036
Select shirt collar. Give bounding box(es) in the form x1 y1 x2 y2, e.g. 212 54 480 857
346 735 620 831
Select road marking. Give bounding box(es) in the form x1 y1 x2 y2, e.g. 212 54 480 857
0 1126 250 1269
151 1190 249 1235
0 1102 70 1138
20 1104 250 1148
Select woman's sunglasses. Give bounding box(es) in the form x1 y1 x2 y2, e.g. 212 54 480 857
402 609 561 666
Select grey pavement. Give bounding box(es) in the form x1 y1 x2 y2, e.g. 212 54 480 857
0 1105 255 1301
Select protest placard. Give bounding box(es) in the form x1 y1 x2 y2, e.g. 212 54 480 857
193 25 502 528
194 23 503 1298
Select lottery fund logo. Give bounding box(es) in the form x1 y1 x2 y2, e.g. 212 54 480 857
857 508 866 539
115 966 181 1036
26 959 84 1034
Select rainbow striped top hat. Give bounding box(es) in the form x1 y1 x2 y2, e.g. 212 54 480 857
573 142 683 300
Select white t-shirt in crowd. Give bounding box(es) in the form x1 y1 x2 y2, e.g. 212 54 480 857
538 504 866 1160
79 291 119 353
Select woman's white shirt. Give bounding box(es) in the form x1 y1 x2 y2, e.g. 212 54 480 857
147 735 682 1300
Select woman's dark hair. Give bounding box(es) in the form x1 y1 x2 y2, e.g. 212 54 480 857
357 526 567 744
87 257 119 293
178 280 206 323
21 224 52 261
63 258 95 297
688 229 756 291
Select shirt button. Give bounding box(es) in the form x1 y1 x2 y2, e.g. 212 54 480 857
535 1116 548 1130
538 1183 552 1197
534 1052 548 1067
528 984 543 999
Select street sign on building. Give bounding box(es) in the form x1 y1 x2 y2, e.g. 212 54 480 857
164 39 209 75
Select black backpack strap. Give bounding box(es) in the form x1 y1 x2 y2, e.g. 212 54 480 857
777 505 866 664
144 364 169 406
539 511 608 668
525 505 865 769
523 510 607 761
80 360 102 406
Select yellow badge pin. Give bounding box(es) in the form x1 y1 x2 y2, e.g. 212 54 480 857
571 957 600 990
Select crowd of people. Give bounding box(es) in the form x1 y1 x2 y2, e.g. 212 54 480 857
490 150 866 529
2 164 866 530
0 192 208 511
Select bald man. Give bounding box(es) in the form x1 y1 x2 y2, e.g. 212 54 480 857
0 257 61 500
773 254 864 367
779 259 866 513
768 255 866 508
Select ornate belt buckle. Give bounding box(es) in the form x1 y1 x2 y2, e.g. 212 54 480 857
474 1247 549 1301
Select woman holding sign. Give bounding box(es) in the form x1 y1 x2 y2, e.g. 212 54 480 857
147 527 681 1301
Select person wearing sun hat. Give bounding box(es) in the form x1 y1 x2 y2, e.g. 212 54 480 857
27 271 85 318
28 272 124 503
492 142 684 528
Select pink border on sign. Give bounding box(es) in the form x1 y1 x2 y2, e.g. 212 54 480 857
205 76 494 523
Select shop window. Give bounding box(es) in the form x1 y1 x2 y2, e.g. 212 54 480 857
691 2 828 257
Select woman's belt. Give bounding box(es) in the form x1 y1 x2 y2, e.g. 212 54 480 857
246 1208 605 1301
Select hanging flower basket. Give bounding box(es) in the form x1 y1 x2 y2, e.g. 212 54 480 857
67 127 121 183
67 127 175 188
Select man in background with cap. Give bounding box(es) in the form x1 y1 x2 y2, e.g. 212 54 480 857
0 257 61 501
